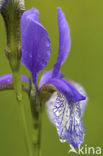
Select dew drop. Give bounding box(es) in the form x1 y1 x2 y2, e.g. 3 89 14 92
46 41 50 48
59 137 66 143
29 54 32 58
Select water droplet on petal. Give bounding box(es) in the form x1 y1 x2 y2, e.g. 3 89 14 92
46 41 50 48
59 137 66 143
29 54 32 58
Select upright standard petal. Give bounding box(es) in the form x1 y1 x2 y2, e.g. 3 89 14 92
53 7 71 77
46 92 85 148
21 8 51 86
21 8 39 35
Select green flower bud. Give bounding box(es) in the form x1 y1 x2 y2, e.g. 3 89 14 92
1 0 25 71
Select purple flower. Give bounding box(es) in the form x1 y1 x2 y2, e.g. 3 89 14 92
20 7 88 148
0 7 88 148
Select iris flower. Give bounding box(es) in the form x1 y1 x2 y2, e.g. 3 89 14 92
0 7 88 148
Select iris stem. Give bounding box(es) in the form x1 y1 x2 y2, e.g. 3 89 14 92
19 100 33 156
32 111 42 156
13 72 33 156
30 83 42 156
1 1 33 156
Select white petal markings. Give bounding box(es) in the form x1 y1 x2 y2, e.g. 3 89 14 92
46 91 84 147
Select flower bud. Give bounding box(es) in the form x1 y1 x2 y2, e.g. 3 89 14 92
1 0 25 71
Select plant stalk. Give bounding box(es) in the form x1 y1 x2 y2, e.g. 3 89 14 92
1 1 34 156
30 82 42 156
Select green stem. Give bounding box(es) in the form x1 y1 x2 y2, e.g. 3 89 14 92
1 1 33 156
12 72 22 102
30 83 42 156
19 100 33 156
13 72 33 156
33 111 42 156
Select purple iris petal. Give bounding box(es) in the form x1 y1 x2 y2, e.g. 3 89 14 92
0 74 12 84
70 81 88 115
0 74 29 84
39 7 71 86
55 96 85 148
21 75 30 83
21 8 39 35
45 78 86 103
46 92 85 148
21 8 51 88
53 7 71 77
39 70 64 88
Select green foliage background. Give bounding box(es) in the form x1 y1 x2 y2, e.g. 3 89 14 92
0 0 103 156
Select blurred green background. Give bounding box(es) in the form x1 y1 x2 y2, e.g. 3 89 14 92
0 0 103 156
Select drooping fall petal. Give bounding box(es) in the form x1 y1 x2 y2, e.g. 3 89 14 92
44 78 86 103
0 74 29 84
46 92 85 148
